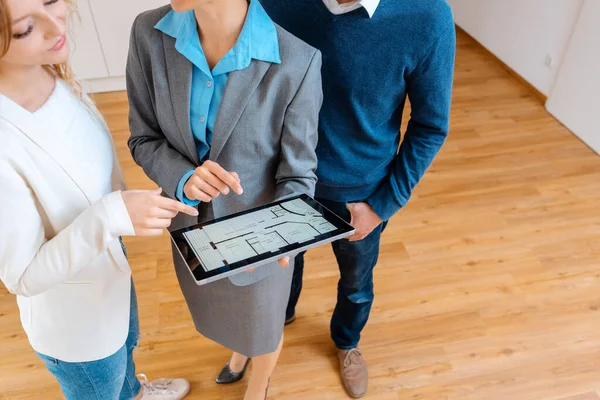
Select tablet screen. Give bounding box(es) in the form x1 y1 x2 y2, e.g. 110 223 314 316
170 195 354 283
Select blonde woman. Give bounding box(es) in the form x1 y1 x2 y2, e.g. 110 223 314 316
0 0 197 399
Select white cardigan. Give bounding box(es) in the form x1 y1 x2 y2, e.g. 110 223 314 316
0 81 136 362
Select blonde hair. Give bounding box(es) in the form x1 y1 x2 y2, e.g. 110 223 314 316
0 0 82 98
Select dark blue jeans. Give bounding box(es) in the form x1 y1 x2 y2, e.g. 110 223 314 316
286 198 388 350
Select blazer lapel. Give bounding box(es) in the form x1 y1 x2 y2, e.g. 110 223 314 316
0 93 93 204
163 34 200 165
210 60 272 161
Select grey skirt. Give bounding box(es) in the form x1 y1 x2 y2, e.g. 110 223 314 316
172 203 294 358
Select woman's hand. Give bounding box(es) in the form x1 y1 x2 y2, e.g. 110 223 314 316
277 257 290 268
184 161 243 202
121 188 199 236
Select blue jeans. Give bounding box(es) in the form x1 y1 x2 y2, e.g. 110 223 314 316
37 281 141 400
286 198 388 350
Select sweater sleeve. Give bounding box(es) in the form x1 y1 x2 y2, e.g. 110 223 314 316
0 160 135 298
367 21 456 221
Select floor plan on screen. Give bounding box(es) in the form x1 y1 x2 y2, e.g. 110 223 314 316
182 198 338 272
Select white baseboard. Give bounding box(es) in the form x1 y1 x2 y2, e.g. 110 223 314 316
81 76 126 93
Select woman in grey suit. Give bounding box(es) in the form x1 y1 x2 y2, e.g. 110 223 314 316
126 0 322 398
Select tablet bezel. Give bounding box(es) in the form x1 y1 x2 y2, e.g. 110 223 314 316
169 194 355 285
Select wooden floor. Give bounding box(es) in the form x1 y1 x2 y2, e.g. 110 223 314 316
2 30 600 400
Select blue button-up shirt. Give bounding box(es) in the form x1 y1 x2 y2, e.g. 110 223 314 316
155 0 281 205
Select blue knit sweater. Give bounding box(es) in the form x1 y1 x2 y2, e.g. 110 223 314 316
261 0 456 220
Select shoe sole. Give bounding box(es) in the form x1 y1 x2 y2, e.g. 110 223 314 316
180 384 191 399
344 385 367 399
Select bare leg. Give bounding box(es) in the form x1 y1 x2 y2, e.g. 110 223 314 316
229 351 249 373
243 334 283 400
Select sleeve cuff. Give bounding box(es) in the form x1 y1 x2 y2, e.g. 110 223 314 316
366 182 404 222
176 169 201 206
104 191 136 237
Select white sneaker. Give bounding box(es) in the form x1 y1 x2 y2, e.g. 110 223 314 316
138 374 190 400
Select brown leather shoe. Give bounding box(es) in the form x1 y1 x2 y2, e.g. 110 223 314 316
338 348 368 398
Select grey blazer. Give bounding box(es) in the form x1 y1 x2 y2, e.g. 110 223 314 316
126 6 323 286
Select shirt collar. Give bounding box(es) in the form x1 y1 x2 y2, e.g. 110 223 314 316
155 0 280 75
322 0 381 18
360 0 380 17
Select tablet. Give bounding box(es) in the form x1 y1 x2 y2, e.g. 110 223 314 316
170 195 355 285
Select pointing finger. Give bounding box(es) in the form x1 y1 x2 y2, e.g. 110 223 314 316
157 197 199 216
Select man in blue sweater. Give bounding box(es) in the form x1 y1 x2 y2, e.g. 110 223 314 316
261 0 456 397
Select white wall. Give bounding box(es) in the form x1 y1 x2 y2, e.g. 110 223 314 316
69 0 109 80
88 0 169 77
447 0 584 96
547 0 600 155
69 0 169 93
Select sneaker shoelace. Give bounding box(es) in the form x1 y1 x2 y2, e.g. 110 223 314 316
137 374 178 395
344 349 364 367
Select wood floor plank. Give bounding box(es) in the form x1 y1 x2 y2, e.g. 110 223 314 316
554 392 600 400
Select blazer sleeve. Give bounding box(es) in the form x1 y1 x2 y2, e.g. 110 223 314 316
274 50 323 201
0 160 135 298
126 17 197 200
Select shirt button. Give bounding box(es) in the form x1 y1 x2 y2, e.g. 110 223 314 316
207 81 212 87
200 116 206 123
